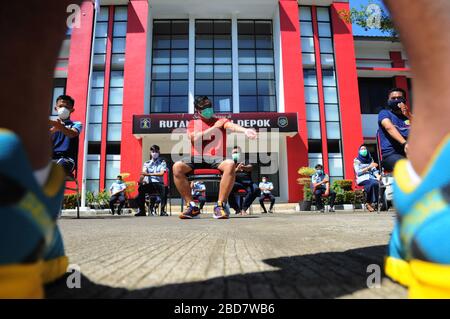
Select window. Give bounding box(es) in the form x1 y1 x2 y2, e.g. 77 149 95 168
88 71 104 142
111 7 128 70
107 71 123 141
238 20 276 112
151 20 189 113
358 77 394 114
195 20 232 112
93 7 109 70
86 154 101 193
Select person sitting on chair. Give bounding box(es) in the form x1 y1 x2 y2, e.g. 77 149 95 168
135 145 168 217
311 164 336 213
229 146 259 215
259 176 275 214
354 145 382 212
49 95 82 175
378 88 412 171
172 96 257 220
109 175 127 215
191 181 206 211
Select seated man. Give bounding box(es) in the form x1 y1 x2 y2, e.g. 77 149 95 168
109 175 127 215
172 96 257 220
191 181 206 211
49 95 82 175
378 88 412 171
311 164 336 213
229 146 260 215
135 145 168 217
259 176 275 214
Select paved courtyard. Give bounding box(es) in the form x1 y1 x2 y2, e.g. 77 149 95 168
45 211 407 299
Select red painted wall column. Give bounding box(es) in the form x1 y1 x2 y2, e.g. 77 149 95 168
66 1 94 187
279 0 308 202
330 2 363 183
390 51 410 104
121 0 149 194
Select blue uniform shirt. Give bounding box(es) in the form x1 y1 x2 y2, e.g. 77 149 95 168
378 109 410 157
51 120 83 160
259 181 274 195
142 158 167 184
110 181 126 195
192 182 206 196
311 173 329 190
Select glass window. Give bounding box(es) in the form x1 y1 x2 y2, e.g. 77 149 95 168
214 49 232 64
170 96 189 113
213 96 232 112
239 80 257 95
108 105 122 123
325 104 340 121
112 38 126 53
304 86 318 104
196 49 213 64
89 106 103 123
321 54 335 68
301 37 315 53
239 65 257 79
299 7 312 21
319 38 333 53
94 38 107 54
111 54 125 69
303 69 317 86
172 35 189 49
90 88 104 105
110 71 124 87
109 88 123 105
171 50 188 64
256 50 274 64
240 96 258 112
257 65 275 79
88 124 102 141
98 7 109 22
170 80 188 95
113 22 127 37
114 7 128 21
300 22 313 37
324 87 338 103
302 53 315 67
322 69 336 87
328 156 343 177
306 104 320 121
96 22 108 37
257 80 276 95
107 124 122 141
316 7 330 22
318 22 331 37
307 122 321 139
91 72 105 87
214 65 232 79
326 122 341 139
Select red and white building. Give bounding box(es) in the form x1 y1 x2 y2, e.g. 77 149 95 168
54 0 411 203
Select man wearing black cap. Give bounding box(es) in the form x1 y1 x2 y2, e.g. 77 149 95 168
135 145 168 216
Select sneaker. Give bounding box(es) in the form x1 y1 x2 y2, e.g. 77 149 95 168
213 202 230 219
385 222 413 287
0 129 67 298
179 202 200 219
388 135 450 298
268 209 274 214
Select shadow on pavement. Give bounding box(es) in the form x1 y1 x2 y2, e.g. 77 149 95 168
45 245 389 299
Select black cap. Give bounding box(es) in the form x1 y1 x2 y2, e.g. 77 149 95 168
150 145 160 152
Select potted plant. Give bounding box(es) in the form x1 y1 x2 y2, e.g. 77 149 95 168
297 167 316 211
86 191 97 209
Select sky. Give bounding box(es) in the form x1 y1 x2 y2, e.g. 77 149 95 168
349 0 391 37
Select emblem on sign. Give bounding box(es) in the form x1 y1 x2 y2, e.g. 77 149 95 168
277 116 288 128
140 118 151 129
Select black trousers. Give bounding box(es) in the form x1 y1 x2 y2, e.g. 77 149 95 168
137 182 167 214
229 181 260 213
259 193 275 212
314 188 336 210
110 193 126 213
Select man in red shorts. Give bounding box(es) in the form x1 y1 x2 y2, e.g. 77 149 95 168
173 96 257 219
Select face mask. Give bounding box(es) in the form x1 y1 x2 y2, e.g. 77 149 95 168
359 149 368 157
200 107 214 119
232 153 240 162
57 107 71 120
262 179 267 183
151 152 159 160
388 97 406 112
116 180 122 183
316 170 323 175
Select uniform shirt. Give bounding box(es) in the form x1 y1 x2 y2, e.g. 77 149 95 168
187 117 231 158
259 181 274 195
353 158 380 185
51 119 83 160
378 109 410 157
142 158 167 184
110 181 126 195
311 173 329 190
191 182 206 196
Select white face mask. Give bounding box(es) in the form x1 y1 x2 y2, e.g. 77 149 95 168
57 107 71 120
151 152 159 160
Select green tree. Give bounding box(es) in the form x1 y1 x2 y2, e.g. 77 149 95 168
339 1 396 37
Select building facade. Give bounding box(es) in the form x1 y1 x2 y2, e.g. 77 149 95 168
55 0 411 203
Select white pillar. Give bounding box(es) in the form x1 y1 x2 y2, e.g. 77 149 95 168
188 16 195 114
231 15 240 114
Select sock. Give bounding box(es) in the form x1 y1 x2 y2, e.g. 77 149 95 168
33 162 52 187
406 161 422 187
